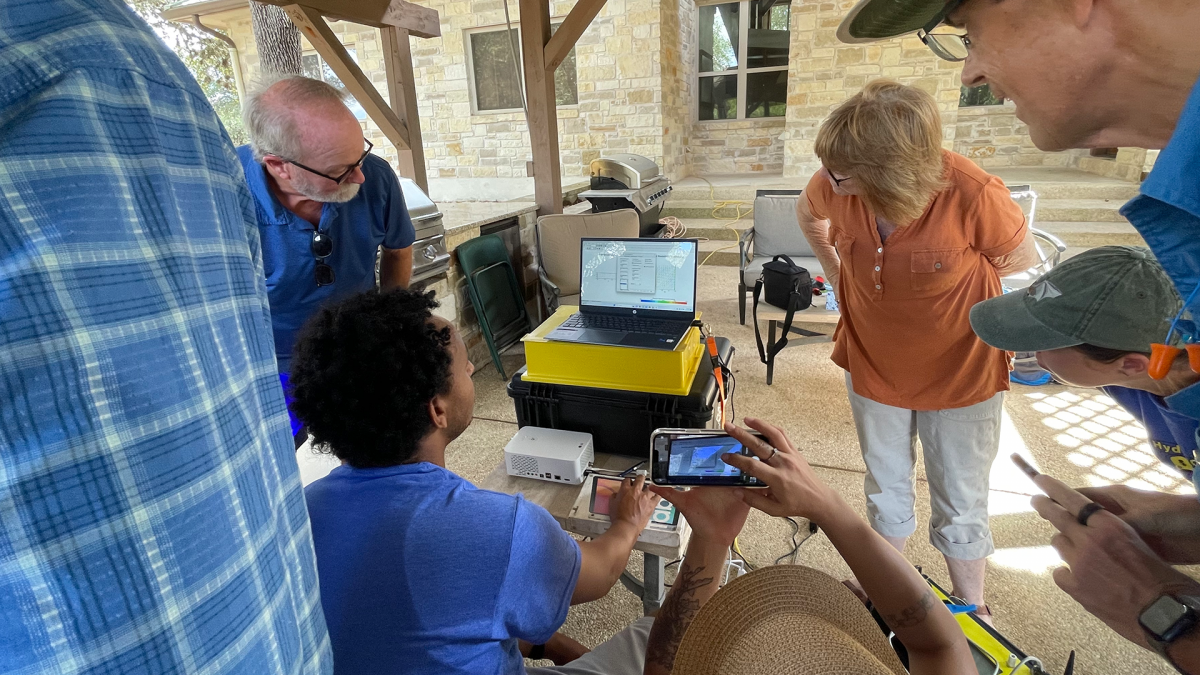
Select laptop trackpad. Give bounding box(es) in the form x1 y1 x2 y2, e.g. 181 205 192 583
619 333 677 349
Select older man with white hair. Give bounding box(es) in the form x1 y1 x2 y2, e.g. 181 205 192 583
238 75 415 444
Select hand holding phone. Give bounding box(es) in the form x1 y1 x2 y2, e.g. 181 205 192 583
717 419 842 524
650 428 764 486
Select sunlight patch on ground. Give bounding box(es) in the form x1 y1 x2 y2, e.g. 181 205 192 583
990 545 1063 575
990 408 1039 502
1024 390 1191 494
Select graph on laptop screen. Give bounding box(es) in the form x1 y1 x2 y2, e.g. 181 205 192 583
579 240 697 312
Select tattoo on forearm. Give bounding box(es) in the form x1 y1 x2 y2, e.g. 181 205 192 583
884 590 937 629
643 564 716 673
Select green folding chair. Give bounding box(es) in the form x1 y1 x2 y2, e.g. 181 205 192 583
455 234 532 379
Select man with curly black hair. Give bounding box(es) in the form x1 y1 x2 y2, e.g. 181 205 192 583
291 288 665 675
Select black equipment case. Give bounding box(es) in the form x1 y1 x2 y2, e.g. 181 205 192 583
507 338 733 458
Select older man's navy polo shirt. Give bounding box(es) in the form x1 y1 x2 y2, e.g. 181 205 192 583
1120 76 1200 489
238 145 415 372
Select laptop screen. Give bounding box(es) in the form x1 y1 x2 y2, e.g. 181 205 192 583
579 239 697 314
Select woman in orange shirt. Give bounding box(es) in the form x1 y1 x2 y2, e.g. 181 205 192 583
796 81 1037 621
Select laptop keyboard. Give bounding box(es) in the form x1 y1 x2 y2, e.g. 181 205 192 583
561 314 686 336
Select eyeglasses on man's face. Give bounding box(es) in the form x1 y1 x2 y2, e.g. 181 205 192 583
278 138 374 185
919 0 972 62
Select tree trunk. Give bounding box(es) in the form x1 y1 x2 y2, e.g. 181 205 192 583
249 2 303 76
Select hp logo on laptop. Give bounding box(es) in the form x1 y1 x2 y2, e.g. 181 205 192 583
632 309 637 314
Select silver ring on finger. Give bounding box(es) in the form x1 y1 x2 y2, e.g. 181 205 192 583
766 447 779 463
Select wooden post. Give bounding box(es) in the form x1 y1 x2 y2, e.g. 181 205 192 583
543 0 605 72
381 26 428 192
284 5 411 152
518 0 562 216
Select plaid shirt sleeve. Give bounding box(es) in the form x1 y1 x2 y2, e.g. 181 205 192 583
0 2 330 673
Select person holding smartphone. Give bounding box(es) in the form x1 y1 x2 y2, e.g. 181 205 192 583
1011 456 1200 673
642 418 974 675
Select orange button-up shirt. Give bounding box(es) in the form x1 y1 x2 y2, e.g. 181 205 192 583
806 151 1027 410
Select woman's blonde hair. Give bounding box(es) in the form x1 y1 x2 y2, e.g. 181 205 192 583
815 80 947 225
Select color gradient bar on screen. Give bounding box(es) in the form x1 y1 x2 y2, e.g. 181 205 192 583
640 299 689 305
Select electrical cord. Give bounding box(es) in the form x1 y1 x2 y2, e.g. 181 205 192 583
696 176 753 266
774 518 819 566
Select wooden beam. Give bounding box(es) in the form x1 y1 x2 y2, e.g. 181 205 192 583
543 0 605 73
519 0 562 216
284 4 410 152
257 0 440 38
381 26 428 192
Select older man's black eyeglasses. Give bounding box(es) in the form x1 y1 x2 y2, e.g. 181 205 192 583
918 0 971 62
311 229 335 287
284 138 374 185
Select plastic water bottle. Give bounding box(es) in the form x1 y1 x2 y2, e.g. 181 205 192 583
825 290 839 312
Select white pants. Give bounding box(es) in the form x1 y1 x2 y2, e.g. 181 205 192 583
526 618 653 675
845 373 1003 560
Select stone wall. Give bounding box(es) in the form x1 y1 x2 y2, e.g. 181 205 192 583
689 119 786 174
204 0 1083 188
953 104 1081 168
1077 148 1156 183
781 0 965 179
659 0 695 179
211 0 669 184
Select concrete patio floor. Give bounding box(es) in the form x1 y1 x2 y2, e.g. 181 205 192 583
298 264 1190 674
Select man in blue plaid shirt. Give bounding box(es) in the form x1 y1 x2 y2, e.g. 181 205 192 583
0 1 330 673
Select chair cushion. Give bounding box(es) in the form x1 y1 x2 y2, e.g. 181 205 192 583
537 210 641 296
754 193 814 258
743 255 825 287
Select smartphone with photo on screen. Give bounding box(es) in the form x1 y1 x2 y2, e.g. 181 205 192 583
650 428 765 487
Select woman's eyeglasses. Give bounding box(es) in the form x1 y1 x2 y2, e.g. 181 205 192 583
311 229 335 287
280 138 374 185
827 170 852 187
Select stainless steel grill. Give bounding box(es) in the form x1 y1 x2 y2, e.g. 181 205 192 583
577 153 672 237
399 178 451 283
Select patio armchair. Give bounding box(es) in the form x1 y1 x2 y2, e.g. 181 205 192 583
1004 185 1067 288
535 209 641 316
738 190 826 325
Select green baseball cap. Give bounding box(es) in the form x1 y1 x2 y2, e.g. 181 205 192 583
970 246 1182 354
837 0 957 43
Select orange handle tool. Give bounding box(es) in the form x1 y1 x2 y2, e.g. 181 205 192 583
707 335 726 426
1149 343 1182 380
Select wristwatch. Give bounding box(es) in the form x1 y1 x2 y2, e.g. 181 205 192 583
1140 594 1200 674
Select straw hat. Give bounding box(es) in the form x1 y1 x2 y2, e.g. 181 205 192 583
672 565 907 675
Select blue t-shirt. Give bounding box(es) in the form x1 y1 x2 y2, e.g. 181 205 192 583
304 463 582 675
1103 386 1198 480
1120 75 1200 488
237 146 416 370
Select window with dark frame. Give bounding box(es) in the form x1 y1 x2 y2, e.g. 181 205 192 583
467 23 579 113
698 0 790 121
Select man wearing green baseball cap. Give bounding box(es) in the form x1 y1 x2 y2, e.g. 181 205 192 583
970 247 1200 670
971 246 1198 480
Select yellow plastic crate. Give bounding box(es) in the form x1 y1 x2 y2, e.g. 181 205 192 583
521 306 705 396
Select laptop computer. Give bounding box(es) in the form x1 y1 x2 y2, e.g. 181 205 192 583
544 237 698 350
